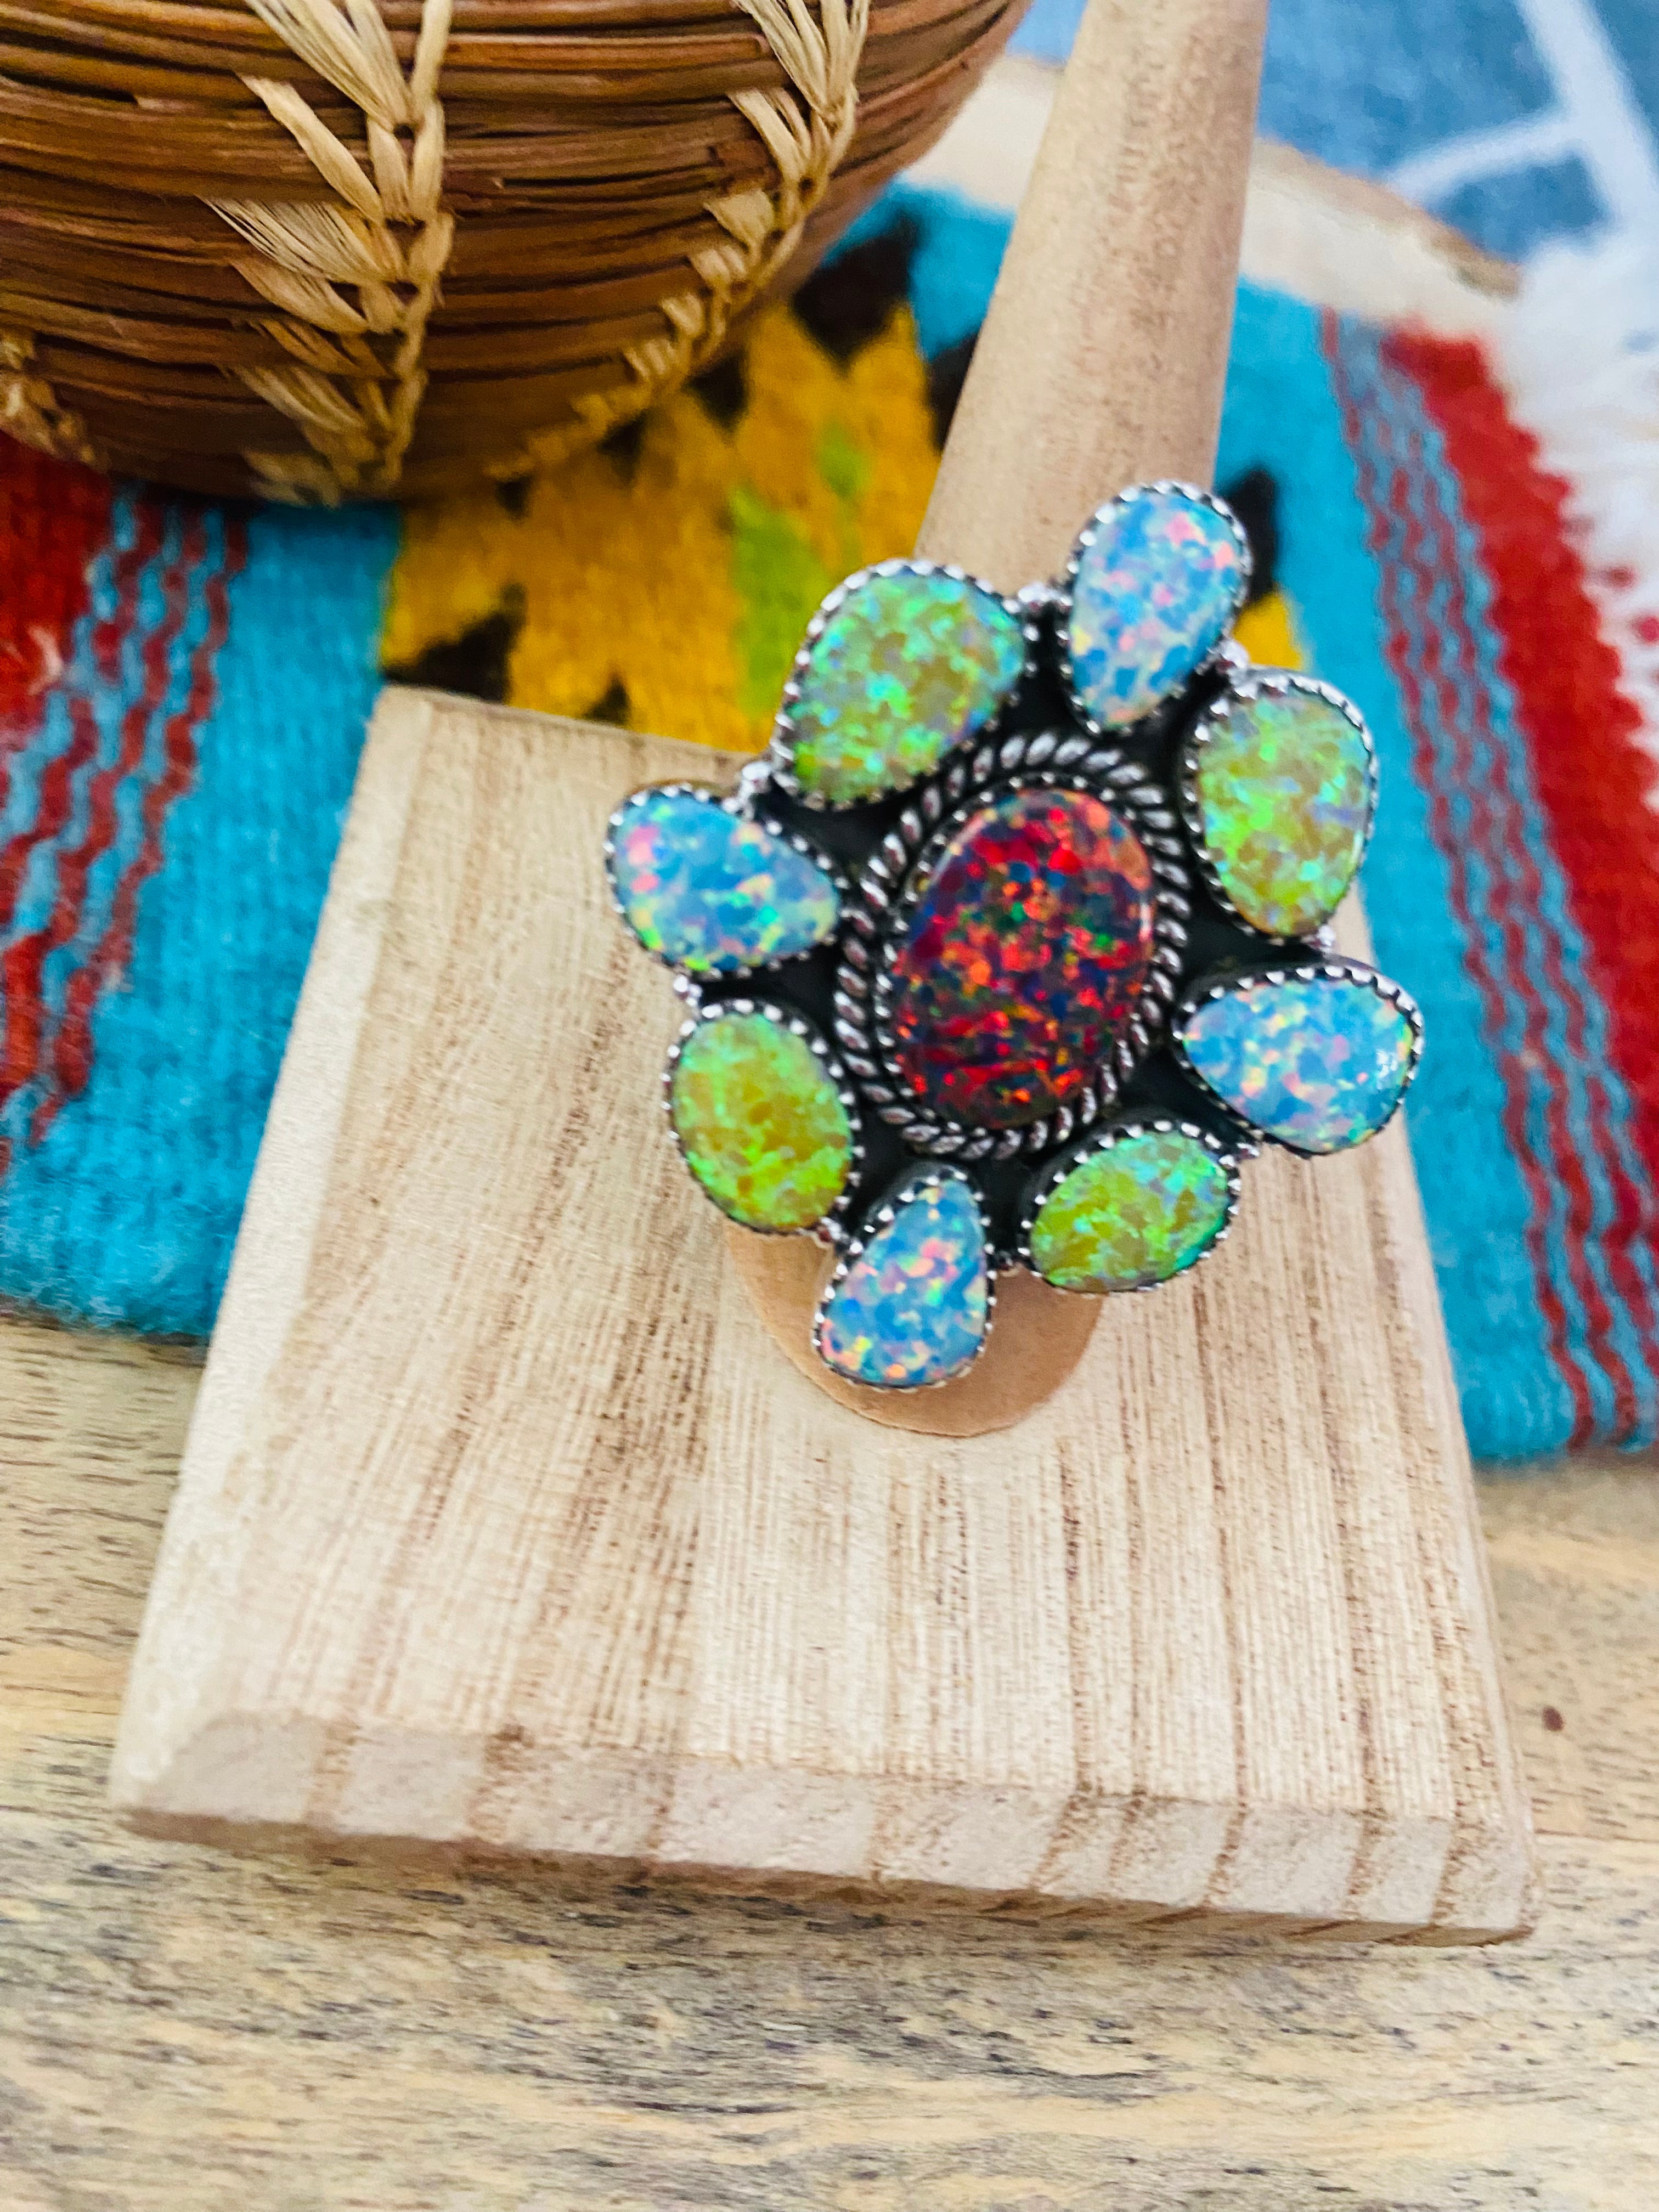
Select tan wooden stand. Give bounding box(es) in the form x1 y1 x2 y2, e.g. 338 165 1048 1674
109 0 1534 1933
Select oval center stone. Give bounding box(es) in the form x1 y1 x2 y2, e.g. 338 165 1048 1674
885 787 1155 1128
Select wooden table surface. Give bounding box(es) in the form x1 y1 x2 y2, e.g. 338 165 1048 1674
5 1308 1657 2209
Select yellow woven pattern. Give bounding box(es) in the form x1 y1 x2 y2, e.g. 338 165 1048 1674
385 297 940 753
1234 588 1304 670
386 285 1304 750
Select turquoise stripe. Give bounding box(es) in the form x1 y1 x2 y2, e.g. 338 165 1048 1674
1215 285 1581 1458
34 511 224 1042
1350 342 1613 1437
1359 334 1659 1442
8 507 189 1150
1380 327 1659 1433
0 500 399 1331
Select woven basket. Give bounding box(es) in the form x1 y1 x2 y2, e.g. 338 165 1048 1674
0 0 1015 504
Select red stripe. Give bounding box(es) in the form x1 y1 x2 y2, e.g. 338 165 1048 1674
1389 330 1659 1417
0 504 163 933
1324 315 1598 1441
0 692 97 1105
0 440 112 748
36 514 247 1137
2 516 202 1127
1400 375 1640 1437
0 502 165 1112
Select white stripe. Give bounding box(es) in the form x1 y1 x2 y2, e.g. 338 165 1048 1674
1388 110 1580 202
1494 235 1659 807
1508 0 1659 236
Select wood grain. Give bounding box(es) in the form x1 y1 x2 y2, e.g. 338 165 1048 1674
918 0 1268 585
106 689 1532 1934
3 1312 1653 2207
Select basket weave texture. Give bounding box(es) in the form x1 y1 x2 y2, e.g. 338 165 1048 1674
0 0 1014 502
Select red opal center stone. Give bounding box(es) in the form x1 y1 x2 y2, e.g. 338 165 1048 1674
887 787 1156 1128
884 787 1159 1132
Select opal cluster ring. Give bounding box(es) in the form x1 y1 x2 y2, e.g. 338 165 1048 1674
606 482 1422 1392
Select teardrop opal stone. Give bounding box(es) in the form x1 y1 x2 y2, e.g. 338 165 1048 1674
1178 969 1418 1153
610 787 838 973
887 787 1154 1128
817 1173 989 1389
1067 487 1245 729
1029 1128 1232 1291
1190 685 1373 937
670 1010 853 1231
786 569 1026 807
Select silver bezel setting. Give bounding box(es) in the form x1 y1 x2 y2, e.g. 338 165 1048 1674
811 1162 998 1390
829 728 1193 1161
604 780 850 979
765 558 1037 810
1054 481 1252 742
1176 670 1378 942
601 479 1430 1392
1015 1115 1242 1292
663 996 865 1242
1172 958 1426 1158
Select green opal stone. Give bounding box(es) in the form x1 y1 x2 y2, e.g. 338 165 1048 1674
1190 684 1373 938
1029 1128 1232 1292
670 1010 852 1232
786 568 1026 807
610 787 838 973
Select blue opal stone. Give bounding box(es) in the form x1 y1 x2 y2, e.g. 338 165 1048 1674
1066 486 1246 729
1178 968 1419 1154
817 1172 989 1389
609 787 838 973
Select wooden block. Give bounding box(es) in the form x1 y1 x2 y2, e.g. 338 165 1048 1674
111 687 1534 1935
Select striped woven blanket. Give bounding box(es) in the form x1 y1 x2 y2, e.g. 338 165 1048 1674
1 185 1654 1462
